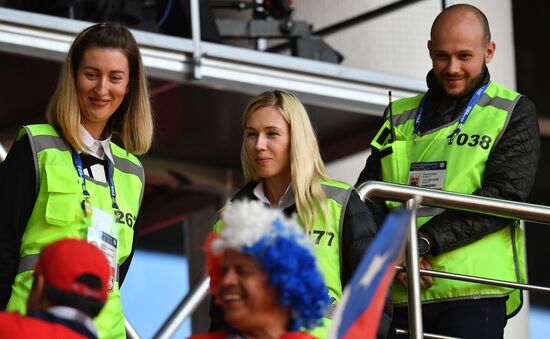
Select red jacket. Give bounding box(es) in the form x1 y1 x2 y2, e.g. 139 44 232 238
0 312 91 339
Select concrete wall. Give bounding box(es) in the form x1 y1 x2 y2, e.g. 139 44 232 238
293 0 516 88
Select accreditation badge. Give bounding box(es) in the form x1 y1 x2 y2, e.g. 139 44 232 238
407 161 447 189
87 207 118 292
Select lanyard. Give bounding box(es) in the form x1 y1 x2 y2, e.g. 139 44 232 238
414 83 488 143
72 151 119 215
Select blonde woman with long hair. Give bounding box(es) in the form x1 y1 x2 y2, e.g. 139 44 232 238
210 89 391 338
0 22 153 338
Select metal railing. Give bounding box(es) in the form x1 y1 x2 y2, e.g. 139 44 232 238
152 180 550 338
0 142 7 162
125 317 141 339
356 180 550 338
154 277 211 339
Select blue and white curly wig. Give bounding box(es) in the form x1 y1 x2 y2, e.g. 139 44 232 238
205 199 330 331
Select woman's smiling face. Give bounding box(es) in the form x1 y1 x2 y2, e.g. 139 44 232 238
76 47 130 139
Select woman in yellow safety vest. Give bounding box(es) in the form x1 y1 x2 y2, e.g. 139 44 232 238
0 22 154 339
209 89 390 338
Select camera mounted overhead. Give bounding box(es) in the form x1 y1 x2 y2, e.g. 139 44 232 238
210 0 343 63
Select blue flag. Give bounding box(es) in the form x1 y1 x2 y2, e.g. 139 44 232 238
328 210 410 339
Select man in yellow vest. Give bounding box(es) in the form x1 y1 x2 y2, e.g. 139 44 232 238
356 4 539 338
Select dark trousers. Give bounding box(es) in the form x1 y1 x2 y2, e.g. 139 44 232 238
388 297 508 339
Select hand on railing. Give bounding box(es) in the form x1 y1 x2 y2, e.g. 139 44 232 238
396 257 433 289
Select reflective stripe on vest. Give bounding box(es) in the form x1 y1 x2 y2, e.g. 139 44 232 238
388 91 519 129
372 82 526 317
320 181 352 293
15 255 39 275
29 134 144 183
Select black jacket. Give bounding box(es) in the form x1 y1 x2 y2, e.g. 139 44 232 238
209 181 392 338
356 68 540 255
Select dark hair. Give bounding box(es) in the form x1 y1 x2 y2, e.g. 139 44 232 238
44 274 106 317
431 4 491 45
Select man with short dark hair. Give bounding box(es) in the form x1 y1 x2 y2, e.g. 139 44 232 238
356 4 539 338
0 238 110 338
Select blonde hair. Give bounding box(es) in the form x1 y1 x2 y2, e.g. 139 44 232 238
46 22 153 155
241 90 330 231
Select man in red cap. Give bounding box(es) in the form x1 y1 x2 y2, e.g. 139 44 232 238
0 238 110 338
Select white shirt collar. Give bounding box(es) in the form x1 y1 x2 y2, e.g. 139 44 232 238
253 181 295 209
79 124 114 164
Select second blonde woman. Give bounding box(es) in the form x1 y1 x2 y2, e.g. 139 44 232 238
210 89 391 338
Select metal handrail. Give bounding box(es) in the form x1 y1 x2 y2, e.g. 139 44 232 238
125 317 142 339
358 180 550 223
154 276 211 339
394 328 457 339
356 180 550 339
403 197 424 337
155 180 550 338
395 266 550 294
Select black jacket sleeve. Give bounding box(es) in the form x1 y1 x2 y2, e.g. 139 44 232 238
0 137 36 309
420 96 540 255
341 190 378 285
341 190 392 338
355 147 388 228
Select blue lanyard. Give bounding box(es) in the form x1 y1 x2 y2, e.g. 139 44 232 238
105 158 119 209
414 83 488 142
72 152 119 212
73 152 90 198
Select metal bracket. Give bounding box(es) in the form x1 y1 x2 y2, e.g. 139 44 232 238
190 0 203 79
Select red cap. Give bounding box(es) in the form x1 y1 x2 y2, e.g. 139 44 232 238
34 238 110 302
